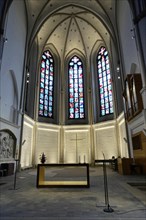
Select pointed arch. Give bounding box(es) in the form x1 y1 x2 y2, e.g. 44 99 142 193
68 55 85 119
65 50 88 125
38 50 54 118
97 46 114 116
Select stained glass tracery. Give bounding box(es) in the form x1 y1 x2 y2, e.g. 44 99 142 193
39 50 54 118
68 56 85 119
97 47 113 116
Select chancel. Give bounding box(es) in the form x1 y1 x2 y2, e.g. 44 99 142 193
0 1 146 219
0 0 146 174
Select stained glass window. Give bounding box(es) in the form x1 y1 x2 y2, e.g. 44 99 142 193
38 50 54 118
68 56 85 119
97 46 113 116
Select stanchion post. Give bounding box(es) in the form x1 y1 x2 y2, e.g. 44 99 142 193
14 159 19 190
102 153 114 213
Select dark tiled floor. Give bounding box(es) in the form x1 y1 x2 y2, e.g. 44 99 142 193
0 166 146 220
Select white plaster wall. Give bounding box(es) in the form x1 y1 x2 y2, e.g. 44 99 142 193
20 116 35 168
116 112 129 158
0 0 27 153
93 120 118 159
0 0 27 123
21 118 124 167
63 125 91 163
35 123 60 164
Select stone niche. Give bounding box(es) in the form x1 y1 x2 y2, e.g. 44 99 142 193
0 129 17 160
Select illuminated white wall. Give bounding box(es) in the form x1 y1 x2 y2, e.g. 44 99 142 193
93 120 118 159
116 112 129 158
21 115 35 168
21 115 129 168
63 125 91 163
35 123 60 164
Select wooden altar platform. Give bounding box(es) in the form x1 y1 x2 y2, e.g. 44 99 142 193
36 163 90 188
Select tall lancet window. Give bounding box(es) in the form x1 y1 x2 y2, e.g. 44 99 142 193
97 46 113 116
68 56 85 119
38 50 54 118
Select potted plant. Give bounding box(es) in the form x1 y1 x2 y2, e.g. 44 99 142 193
39 152 47 164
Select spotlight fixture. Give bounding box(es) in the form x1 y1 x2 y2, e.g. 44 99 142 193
117 66 120 72
117 61 120 73
26 70 30 84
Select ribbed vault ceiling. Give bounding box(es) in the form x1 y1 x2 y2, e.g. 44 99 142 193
26 0 116 59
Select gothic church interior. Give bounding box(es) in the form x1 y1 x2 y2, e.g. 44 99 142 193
0 0 146 173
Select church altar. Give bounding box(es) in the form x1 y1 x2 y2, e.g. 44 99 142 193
36 163 90 188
